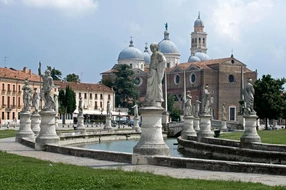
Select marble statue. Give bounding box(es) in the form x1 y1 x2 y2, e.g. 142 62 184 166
144 43 166 106
184 91 192 116
78 96 83 116
54 94 58 114
22 79 32 112
245 78 255 114
38 62 55 111
32 88 40 113
195 96 201 117
202 84 210 114
132 104 138 117
222 103 226 120
106 101 111 118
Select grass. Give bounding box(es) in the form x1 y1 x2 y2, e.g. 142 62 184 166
220 130 286 144
0 151 284 190
0 130 285 189
0 129 17 139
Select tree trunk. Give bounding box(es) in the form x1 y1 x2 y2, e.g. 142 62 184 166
265 118 268 130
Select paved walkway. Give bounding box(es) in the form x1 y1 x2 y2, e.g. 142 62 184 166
0 137 286 186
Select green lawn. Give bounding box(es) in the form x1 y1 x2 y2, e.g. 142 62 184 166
220 130 286 144
0 130 285 189
0 129 17 139
0 151 284 190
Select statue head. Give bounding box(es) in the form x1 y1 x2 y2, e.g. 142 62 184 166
150 43 159 53
248 78 252 83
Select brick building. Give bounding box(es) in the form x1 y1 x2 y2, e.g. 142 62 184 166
101 13 257 121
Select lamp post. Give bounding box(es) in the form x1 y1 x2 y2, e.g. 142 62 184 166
118 109 121 129
100 108 103 127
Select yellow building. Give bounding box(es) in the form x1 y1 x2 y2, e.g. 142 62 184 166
0 67 42 123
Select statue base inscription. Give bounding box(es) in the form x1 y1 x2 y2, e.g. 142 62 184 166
240 114 261 148
133 106 169 164
197 114 213 142
35 110 60 151
15 112 34 142
181 115 196 139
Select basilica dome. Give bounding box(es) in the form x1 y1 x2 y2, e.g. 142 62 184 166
188 55 201 62
118 39 144 61
143 44 151 64
195 52 210 61
158 30 179 54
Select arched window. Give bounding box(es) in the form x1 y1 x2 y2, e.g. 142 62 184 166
174 74 180 85
199 38 201 44
203 38 205 44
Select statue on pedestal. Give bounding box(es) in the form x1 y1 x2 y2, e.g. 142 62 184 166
132 104 139 117
144 43 166 106
184 91 192 116
244 78 255 115
195 96 201 118
78 97 83 116
38 62 55 111
202 84 210 114
22 79 32 112
32 88 40 114
106 101 112 118
54 94 58 115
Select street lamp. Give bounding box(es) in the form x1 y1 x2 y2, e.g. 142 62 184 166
100 108 103 127
118 109 121 129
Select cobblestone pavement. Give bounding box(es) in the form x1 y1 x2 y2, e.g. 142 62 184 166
0 137 286 187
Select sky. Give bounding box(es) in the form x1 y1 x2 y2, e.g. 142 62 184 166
0 0 285 84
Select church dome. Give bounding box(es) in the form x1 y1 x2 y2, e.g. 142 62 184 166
188 55 201 62
195 52 210 61
158 29 179 54
194 12 204 27
143 43 151 64
118 39 144 61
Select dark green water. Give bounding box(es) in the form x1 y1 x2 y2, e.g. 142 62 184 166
75 138 184 157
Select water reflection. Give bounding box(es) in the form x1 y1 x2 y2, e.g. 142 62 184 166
74 138 184 157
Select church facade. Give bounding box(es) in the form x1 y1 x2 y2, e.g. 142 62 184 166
101 13 257 121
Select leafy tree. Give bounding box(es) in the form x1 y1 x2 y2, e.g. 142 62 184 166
164 94 181 122
99 77 114 88
50 67 62 80
65 73 80 82
113 64 139 110
254 74 286 129
58 85 76 124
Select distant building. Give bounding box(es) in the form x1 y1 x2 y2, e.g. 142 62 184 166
101 13 257 121
0 67 43 122
54 81 124 123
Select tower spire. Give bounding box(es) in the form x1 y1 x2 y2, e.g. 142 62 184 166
129 36 134 47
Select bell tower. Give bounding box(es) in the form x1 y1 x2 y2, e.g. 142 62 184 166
190 12 208 55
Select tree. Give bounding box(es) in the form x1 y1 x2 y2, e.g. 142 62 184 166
58 85 76 124
99 77 114 88
50 67 62 80
113 64 139 110
254 74 286 129
65 73 80 82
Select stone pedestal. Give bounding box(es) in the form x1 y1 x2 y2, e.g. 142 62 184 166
240 114 261 148
193 117 200 133
220 120 228 132
132 116 141 132
55 116 59 130
35 111 60 151
197 114 213 142
133 106 169 164
237 114 245 130
15 112 34 142
75 115 86 134
161 111 169 132
181 115 196 139
104 117 113 131
31 113 41 136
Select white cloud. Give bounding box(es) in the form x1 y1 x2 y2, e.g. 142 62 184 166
211 0 274 42
0 0 99 16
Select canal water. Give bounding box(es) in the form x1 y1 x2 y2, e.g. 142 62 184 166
74 138 184 157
